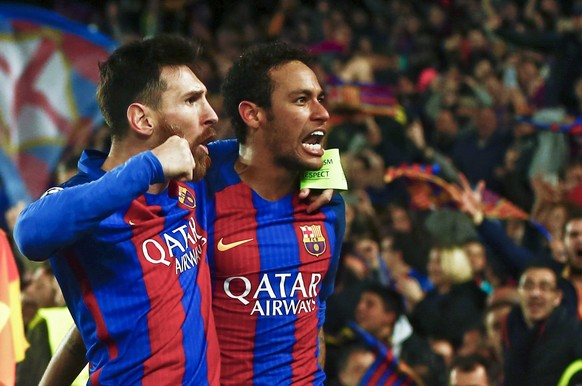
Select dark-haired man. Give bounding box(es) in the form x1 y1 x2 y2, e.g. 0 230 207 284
327 283 438 385
501 264 582 386
15 34 221 385
207 40 345 385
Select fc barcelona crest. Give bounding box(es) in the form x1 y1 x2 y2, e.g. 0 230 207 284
178 185 196 209
300 225 326 256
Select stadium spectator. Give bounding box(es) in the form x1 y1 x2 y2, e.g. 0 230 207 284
501 263 582 386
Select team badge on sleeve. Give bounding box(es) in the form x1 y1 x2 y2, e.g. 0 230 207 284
299 225 326 256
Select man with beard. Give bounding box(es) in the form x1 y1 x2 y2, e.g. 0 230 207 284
205 41 346 385
501 263 582 386
14 35 221 385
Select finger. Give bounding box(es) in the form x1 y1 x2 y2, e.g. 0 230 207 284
188 151 195 180
298 188 310 199
306 189 333 213
458 172 470 190
476 180 486 195
306 199 321 214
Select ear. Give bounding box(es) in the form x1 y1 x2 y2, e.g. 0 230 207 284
127 103 155 136
238 101 261 129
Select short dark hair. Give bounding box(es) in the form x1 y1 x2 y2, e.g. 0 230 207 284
520 260 560 287
564 205 582 233
450 354 492 382
361 282 405 318
97 34 201 139
221 41 315 144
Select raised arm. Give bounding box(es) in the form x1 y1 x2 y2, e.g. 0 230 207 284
14 151 164 261
14 136 194 261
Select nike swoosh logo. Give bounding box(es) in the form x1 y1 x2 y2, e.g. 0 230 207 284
217 238 254 251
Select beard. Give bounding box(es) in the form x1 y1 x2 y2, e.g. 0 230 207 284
159 119 214 182
192 146 211 182
265 114 321 172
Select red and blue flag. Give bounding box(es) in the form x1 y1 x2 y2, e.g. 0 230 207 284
348 322 418 386
384 164 529 220
0 4 116 203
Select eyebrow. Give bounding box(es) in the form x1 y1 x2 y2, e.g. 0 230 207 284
289 89 326 98
183 89 206 99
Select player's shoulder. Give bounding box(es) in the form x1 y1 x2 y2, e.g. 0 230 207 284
208 139 238 161
206 139 240 193
329 191 346 208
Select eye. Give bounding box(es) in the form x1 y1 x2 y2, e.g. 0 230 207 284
317 95 326 103
186 92 203 105
296 96 307 104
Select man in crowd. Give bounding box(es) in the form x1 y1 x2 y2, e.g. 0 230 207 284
14 34 221 385
501 263 582 386
327 282 439 385
457 176 582 317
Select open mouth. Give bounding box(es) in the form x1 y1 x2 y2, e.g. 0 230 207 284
195 129 217 155
302 130 325 153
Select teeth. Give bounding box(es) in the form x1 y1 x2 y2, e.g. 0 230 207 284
312 131 324 136
303 143 322 150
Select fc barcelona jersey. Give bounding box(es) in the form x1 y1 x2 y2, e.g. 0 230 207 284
14 150 220 385
206 140 346 385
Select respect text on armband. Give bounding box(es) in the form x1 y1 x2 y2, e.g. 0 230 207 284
140 216 207 274
223 272 322 316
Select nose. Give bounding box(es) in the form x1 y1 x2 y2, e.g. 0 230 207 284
312 99 330 123
202 98 219 127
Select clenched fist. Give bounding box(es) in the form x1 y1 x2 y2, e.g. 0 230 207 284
151 136 195 181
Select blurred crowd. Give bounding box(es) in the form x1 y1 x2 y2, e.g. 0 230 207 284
5 0 582 385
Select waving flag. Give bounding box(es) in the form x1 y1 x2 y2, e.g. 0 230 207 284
0 4 116 203
326 78 407 124
384 164 462 210
0 229 28 386
347 322 418 386
384 164 529 220
516 115 582 134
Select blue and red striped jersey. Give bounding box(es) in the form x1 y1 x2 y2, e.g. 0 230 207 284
206 140 346 385
14 150 220 385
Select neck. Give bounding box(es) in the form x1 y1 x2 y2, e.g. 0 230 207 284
236 143 299 201
102 138 168 194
